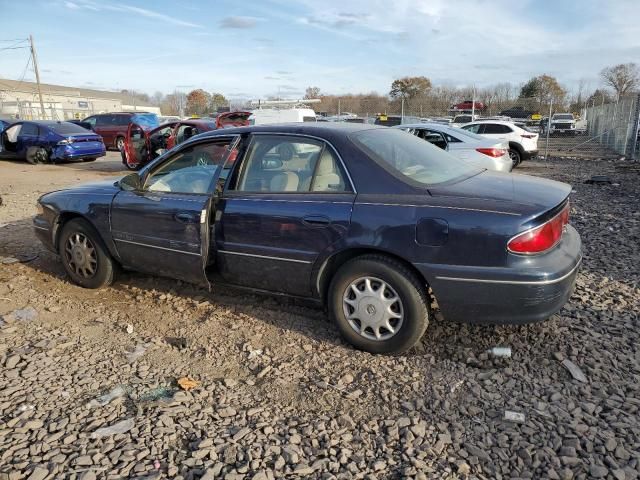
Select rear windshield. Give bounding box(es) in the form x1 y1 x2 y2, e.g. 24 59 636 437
553 114 574 120
351 128 481 186
452 116 472 123
449 127 487 141
48 122 93 135
132 113 159 128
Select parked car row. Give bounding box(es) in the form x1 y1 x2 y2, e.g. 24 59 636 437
33 123 582 353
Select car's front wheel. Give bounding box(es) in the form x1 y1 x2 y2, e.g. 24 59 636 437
115 136 125 151
328 255 429 354
59 218 115 289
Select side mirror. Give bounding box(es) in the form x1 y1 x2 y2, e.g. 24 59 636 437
262 158 283 170
119 173 142 191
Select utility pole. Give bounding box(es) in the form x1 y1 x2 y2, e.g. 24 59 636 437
401 97 405 123
471 85 476 119
29 34 47 120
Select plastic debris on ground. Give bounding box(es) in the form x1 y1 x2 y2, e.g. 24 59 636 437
177 377 200 391
584 175 612 185
87 386 127 408
91 418 135 438
504 410 526 423
126 324 134 334
3 306 38 323
125 344 147 363
138 386 175 402
487 347 512 358
561 359 588 383
248 349 263 360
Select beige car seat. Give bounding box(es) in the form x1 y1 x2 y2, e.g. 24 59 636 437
270 171 300 192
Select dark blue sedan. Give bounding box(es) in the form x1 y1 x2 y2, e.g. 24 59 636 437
33 124 581 353
0 120 105 164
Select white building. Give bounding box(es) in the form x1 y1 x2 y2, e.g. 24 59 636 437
0 78 159 120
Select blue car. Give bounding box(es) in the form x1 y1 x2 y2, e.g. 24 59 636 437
0 120 106 164
33 124 581 353
0 117 15 132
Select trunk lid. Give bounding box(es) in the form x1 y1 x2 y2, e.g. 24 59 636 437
429 170 571 215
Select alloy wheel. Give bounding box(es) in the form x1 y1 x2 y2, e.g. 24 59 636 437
63 232 98 279
342 276 404 341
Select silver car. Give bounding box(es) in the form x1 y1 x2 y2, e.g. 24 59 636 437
395 123 513 173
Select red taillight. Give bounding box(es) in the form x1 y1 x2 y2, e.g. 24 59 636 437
476 148 507 158
508 202 570 254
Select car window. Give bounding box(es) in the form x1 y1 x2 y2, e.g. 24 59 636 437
49 122 92 135
235 135 348 193
175 124 199 145
145 140 235 195
95 115 111 126
462 124 481 134
20 123 39 136
84 116 97 127
453 127 489 141
115 115 130 126
483 123 512 134
351 128 480 186
422 130 448 150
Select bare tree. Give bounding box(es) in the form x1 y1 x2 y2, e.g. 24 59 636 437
600 63 640 100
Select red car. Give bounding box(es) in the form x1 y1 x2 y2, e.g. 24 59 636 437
83 112 159 151
451 100 486 112
121 112 251 170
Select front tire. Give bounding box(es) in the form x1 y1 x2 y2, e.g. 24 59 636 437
59 218 115 289
115 136 125 151
328 255 429 354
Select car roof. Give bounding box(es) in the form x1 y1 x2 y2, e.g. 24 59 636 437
19 120 77 126
465 120 519 126
197 122 385 139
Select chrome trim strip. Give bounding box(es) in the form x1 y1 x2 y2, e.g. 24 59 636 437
218 250 311 264
435 258 581 285
355 202 521 216
114 238 200 256
250 132 357 193
33 225 49 231
227 197 353 205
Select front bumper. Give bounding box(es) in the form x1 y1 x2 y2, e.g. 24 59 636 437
416 225 582 325
33 215 56 253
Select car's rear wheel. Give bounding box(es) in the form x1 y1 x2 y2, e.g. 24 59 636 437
509 148 522 167
26 146 48 165
59 218 115 289
115 136 125 151
328 255 429 354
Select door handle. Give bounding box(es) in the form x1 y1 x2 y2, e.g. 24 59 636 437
302 215 331 227
174 212 198 224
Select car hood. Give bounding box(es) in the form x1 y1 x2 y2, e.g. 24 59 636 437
60 177 123 194
428 170 571 213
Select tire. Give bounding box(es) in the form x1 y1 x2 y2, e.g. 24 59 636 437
26 146 48 165
82 157 97 162
508 148 522 168
58 218 115 289
115 136 125 151
328 254 429 354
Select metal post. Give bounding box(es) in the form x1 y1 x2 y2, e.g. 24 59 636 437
401 97 405 124
471 86 476 119
544 98 552 161
628 94 640 159
338 98 341 120
29 34 47 120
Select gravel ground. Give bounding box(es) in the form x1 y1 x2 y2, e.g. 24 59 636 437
0 154 639 480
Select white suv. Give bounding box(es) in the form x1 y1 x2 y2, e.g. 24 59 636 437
460 120 539 167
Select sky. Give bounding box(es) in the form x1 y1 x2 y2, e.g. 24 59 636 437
1 0 639 99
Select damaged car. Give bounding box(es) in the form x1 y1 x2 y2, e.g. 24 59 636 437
34 123 581 354
121 111 251 170
0 120 105 164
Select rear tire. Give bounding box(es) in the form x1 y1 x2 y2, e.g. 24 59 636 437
328 255 429 354
115 136 125 151
59 218 115 289
509 148 522 168
26 147 48 165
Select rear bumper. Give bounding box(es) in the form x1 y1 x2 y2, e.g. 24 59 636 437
53 144 106 160
522 149 538 160
416 225 582 325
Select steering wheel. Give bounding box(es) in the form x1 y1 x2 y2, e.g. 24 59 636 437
195 150 214 166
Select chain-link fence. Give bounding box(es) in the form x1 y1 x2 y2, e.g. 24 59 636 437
583 94 640 159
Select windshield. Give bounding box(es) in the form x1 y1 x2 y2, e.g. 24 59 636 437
553 114 574 120
49 122 94 135
132 113 159 128
351 128 481 186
